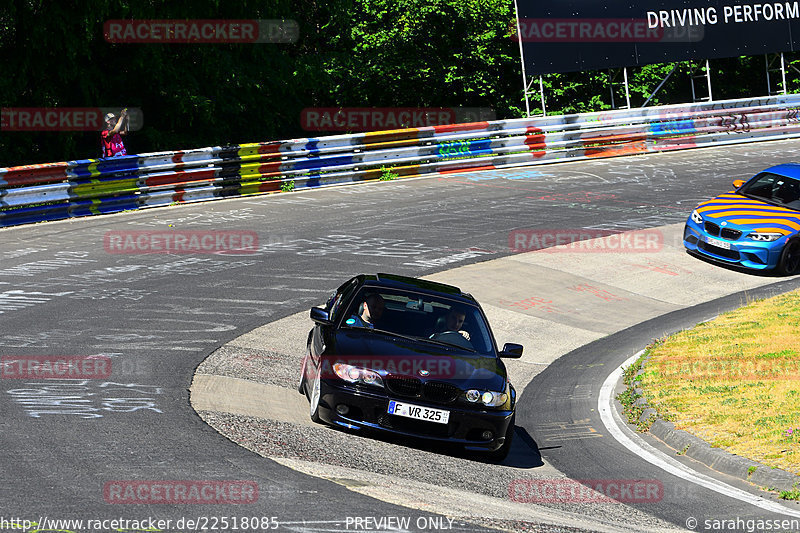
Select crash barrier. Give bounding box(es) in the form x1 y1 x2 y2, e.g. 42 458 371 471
3 94 800 227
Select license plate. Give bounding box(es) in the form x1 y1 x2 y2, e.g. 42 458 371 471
705 236 731 250
387 400 450 424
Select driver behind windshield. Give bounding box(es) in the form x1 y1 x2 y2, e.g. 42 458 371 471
774 179 800 205
345 293 385 329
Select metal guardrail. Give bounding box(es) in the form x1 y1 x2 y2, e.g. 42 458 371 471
3 94 800 227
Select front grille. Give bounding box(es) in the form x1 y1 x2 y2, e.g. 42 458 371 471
386 375 463 405
698 241 740 260
423 381 461 404
704 221 721 236
721 228 742 240
386 376 422 397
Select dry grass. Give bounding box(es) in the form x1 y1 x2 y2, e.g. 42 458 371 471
640 289 800 474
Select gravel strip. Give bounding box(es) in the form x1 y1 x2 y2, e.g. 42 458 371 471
198 409 681 532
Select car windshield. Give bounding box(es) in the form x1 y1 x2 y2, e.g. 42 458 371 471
740 172 800 210
340 287 495 355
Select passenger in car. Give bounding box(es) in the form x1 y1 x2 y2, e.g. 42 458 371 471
433 308 471 341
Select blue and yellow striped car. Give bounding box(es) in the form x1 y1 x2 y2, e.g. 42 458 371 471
684 164 800 275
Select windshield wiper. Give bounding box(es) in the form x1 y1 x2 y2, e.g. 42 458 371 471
343 325 421 343
370 328 422 342
418 336 477 352
740 192 799 210
740 191 763 202
343 326 478 352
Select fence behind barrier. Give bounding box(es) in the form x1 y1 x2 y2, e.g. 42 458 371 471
2 94 800 227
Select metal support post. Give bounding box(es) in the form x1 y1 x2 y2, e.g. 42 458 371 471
608 68 631 109
512 0 530 117
539 76 546 116
783 52 788 94
766 53 789 95
609 69 616 109
623 67 631 109
690 60 712 102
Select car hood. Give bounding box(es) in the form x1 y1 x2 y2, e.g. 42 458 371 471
326 328 507 390
696 192 800 236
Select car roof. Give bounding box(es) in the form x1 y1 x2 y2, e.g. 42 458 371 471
762 163 800 179
360 273 477 304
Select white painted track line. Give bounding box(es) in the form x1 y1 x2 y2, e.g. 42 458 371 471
599 352 800 518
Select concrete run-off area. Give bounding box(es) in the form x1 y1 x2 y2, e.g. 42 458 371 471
190 222 794 532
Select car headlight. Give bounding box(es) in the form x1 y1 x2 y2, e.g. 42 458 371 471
466 389 507 407
746 232 784 242
690 210 703 224
333 363 384 387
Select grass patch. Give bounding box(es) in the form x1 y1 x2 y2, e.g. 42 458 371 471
639 289 800 474
379 166 399 181
780 484 800 500
616 350 659 431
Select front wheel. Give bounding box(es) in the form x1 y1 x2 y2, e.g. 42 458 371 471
777 239 800 275
298 352 309 394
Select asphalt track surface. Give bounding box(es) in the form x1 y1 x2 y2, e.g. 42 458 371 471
2 140 800 532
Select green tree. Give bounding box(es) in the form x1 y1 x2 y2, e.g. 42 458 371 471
1 0 794 168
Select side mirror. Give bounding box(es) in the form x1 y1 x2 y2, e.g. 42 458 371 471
500 343 523 358
733 179 745 189
310 306 332 325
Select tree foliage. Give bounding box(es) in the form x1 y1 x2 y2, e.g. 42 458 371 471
0 0 795 166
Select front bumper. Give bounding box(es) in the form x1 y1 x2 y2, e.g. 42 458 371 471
316 380 513 452
683 220 784 270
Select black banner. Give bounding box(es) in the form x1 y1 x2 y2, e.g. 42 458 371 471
517 1 800 75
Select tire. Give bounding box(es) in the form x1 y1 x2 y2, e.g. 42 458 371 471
298 352 309 395
485 413 515 462
777 239 800 275
308 370 322 424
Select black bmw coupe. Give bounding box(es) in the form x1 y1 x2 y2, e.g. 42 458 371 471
299 273 523 460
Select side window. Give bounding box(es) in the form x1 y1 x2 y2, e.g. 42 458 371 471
467 307 493 354
324 291 337 310
329 278 359 322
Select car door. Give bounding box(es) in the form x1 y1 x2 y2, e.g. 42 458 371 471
309 276 360 369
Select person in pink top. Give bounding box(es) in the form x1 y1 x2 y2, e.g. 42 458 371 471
101 109 128 157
